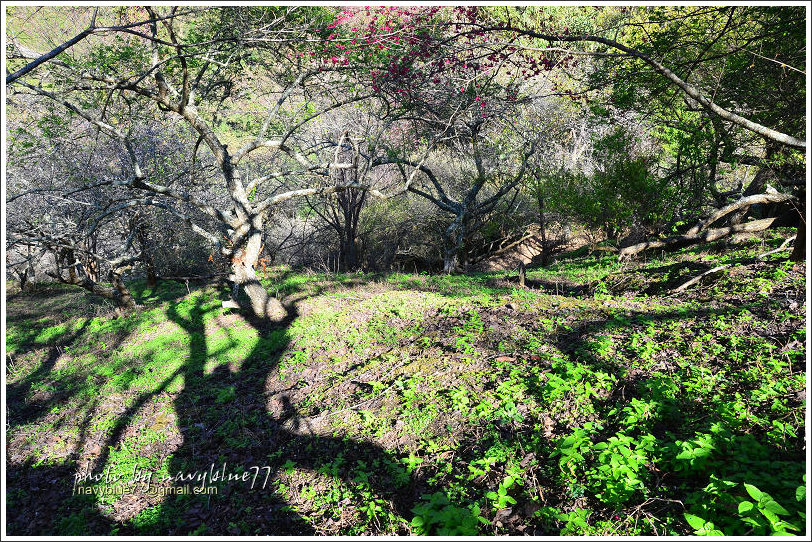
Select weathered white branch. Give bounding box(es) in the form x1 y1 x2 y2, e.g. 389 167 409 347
489 26 806 150
619 217 777 260
686 192 795 236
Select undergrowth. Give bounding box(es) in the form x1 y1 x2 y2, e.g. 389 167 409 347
5 229 806 535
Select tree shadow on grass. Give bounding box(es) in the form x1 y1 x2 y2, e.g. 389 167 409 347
7 273 804 535
6 311 142 535
6 318 94 427
4 280 220 535
5 459 113 535
20 277 422 535
6 278 201 431
142 291 425 535
146 283 802 536
7 281 423 535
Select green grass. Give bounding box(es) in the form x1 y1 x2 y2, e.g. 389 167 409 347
5 229 806 536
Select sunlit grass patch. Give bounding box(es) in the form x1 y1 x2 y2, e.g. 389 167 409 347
4 233 805 535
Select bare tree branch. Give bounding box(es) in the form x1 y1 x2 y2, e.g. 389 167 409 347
471 25 806 150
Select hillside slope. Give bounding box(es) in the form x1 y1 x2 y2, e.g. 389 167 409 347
5 230 806 536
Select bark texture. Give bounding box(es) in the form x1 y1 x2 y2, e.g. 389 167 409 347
619 218 776 260
619 192 797 260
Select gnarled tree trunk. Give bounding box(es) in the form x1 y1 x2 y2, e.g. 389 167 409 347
50 246 137 310
442 214 466 274
789 209 805 262
136 222 157 289
110 271 137 310
226 216 286 322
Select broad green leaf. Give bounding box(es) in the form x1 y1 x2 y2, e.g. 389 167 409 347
763 499 790 516
684 513 707 530
738 500 755 514
745 483 765 501
741 516 766 528
774 519 800 532
760 507 781 525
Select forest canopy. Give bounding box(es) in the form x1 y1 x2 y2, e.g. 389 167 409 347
5 4 806 314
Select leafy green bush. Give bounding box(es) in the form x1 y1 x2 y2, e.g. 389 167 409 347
410 492 488 535
684 479 805 536
546 127 673 241
589 432 656 505
485 474 522 510
552 424 658 507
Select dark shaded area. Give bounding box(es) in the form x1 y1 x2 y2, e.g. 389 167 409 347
6 279 424 535
6 318 93 427
542 304 806 528
5 460 118 535
147 291 428 534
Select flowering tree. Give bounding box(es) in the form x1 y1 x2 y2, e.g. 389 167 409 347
316 7 564 272
8 4 804 296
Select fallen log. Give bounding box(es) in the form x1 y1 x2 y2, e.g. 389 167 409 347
757 235 797 260
685 192 795 236
590 245 619 253
157 273 226 282
670 233 798 294
618 218 776 260
671 264 731 293
468 230 539 264
619 191 797 261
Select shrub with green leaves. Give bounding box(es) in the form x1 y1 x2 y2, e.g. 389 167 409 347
546 127 673 241
410 492 488 535
684 478 805 536
552 424 658 507
588 432 656 506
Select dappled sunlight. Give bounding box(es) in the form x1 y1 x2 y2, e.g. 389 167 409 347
6 243 806 534
5 2 806 534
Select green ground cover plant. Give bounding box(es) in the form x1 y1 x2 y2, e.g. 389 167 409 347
5 231 806 535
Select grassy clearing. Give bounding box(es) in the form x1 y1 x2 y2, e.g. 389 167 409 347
5 229 806 535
